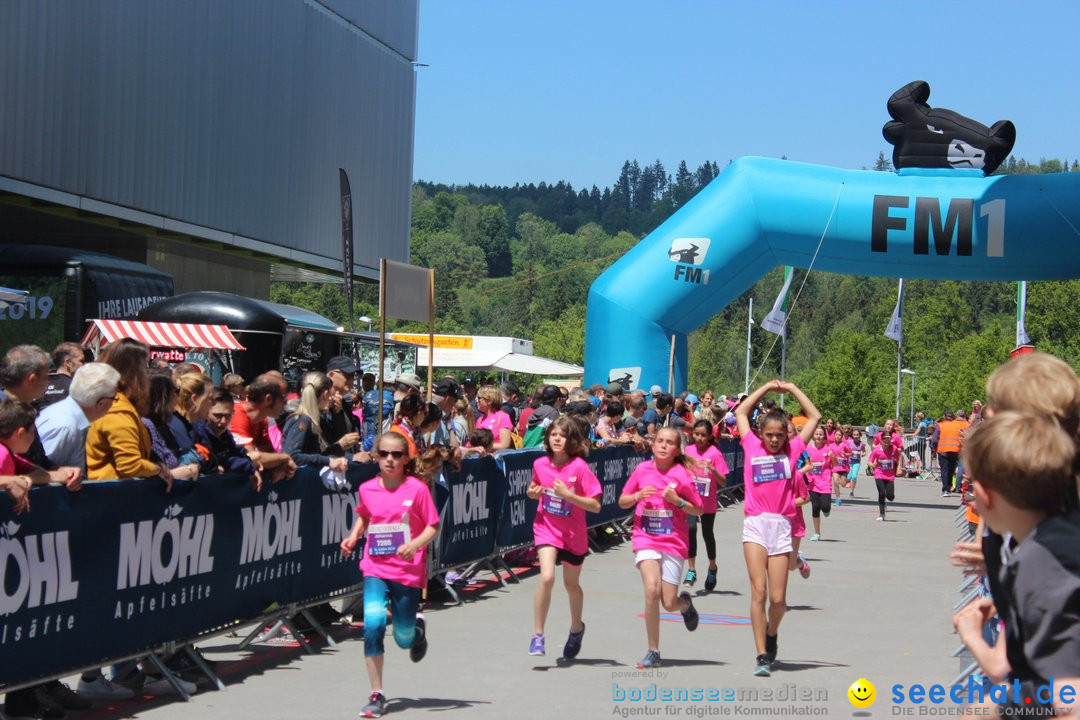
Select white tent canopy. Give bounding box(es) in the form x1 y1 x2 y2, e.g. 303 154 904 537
388 333 583 377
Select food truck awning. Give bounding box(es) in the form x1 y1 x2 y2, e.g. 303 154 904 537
80 319 246 350
390 333 584 377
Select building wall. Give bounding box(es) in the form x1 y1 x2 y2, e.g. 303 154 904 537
0 0 417 279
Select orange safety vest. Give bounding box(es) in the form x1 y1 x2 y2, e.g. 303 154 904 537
936 419 968 454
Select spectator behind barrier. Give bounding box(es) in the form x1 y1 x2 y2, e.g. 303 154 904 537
476 386 513 450
953 412 1080 716
221 372 246 401
282 372 347 472
193 388 263 490
230 372 296 482
168 372 213 467
38 341 88 410
390 394 427 459
0 344 82 485
142 370 200 481
86 338 172 487
36 362 119 471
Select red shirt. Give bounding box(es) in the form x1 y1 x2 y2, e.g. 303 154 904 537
229 402 272 452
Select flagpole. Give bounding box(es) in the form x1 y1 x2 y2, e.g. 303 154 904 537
780 333 787 410
744 297 753 394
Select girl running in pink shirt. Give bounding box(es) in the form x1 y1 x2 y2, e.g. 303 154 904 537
804 427 833 541
619 427 704 669
828 429 851 506
786 420 811 580
867 427 900 521
525 416 602 659
845 428 866 498
683 420 729 591
736 380 821 677
340 433 441 719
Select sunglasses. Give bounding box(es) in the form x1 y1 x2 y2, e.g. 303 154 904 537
376 450 406 459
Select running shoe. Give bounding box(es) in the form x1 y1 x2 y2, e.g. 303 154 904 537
409 616 428 663
704 568 718 592
753 654 772 677
637 650 662 669
361 691 386 718
528 633 545 656
679 591 699 631
683 569 697 586
563 623 585 660
797 554 810 579
809 533 821 541
876 515 884 522
941 492 951 497
834 498 843 506
849 491 855 498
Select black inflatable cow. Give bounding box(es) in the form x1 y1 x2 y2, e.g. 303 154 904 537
882 80 1015 175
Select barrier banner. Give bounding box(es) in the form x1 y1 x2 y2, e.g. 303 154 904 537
717 437 745 494
493 449 541 551
434 456 504 569
0 463 377 687
588 445 647 525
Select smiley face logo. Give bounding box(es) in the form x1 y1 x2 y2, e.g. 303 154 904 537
847 678 876 709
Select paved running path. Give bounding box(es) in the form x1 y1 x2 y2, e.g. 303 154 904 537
71 474 968 720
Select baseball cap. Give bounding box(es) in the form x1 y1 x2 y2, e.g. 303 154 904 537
462 377 476 387
605 382 625 396
396 373 423 391
326 355 357 374
541 385 561 404
686 394 699 404
724 412 737 425
649 385 663 396
432 378 462 399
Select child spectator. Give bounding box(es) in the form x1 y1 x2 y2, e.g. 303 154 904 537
953 411 1080 716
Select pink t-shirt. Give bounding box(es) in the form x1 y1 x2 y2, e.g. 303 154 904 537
684 444 730 514
531 456 602 556
740 431 806 520
0 443 34 475
476 410 513 438
846 439 866 466
869 445 899 481
621 460 701 558
803 443 833 494
356 476 440 589
828 441 850 472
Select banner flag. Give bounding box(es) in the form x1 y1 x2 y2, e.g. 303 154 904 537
339 169 354 331
884 278 904 343
1017 281 1031 346
760 266 794 337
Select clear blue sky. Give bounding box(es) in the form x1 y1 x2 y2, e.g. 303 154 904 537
414 1 1080 189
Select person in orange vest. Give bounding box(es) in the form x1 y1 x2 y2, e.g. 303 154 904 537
931 409 969 496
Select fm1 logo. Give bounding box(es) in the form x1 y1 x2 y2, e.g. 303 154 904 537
668 238 711 285
871 195 1005 257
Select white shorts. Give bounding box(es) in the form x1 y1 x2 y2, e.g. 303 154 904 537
634 549 685 586
742 513 793 556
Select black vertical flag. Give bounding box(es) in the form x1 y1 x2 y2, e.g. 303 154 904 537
339 168 354 332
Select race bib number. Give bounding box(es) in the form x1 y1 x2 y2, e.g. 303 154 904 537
695 478 710 498
367 522 411 556
850 452 861 463
878 460 893 471
642 508 674 535
751 455 791 484
810 461 824 474
542 488 572 517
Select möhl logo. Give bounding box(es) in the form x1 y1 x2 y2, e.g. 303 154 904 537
117 504 215 590
0 520 79 615
239 490 302 564
452 474 489 525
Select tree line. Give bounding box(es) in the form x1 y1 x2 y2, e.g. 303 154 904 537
272 153 1080 425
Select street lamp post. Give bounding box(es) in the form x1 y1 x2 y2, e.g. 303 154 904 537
358 315 373 333
900 368 916 427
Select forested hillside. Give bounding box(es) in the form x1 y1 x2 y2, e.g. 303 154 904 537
272 155 1080 424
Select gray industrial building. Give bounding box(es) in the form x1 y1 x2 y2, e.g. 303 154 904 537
0 0 417 297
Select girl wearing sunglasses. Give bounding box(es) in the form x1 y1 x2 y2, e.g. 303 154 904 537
341 432 440 719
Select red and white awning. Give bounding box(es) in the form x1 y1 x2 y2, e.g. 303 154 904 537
80 319 246 351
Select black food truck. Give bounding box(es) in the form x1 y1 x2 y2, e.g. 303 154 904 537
0 245 174 350
138 291 418 387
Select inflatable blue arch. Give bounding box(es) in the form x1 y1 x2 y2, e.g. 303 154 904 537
584 158 1080 392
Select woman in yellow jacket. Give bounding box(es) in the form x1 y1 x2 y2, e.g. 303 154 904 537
85 338 172 489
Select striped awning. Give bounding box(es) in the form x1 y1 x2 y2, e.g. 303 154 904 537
80 319 245 351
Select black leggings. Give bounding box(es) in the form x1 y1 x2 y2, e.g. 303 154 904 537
808 491 832 518
876 478 895 515
687 512 717 560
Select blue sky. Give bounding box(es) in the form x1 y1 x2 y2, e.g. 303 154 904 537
414 1 1080 189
